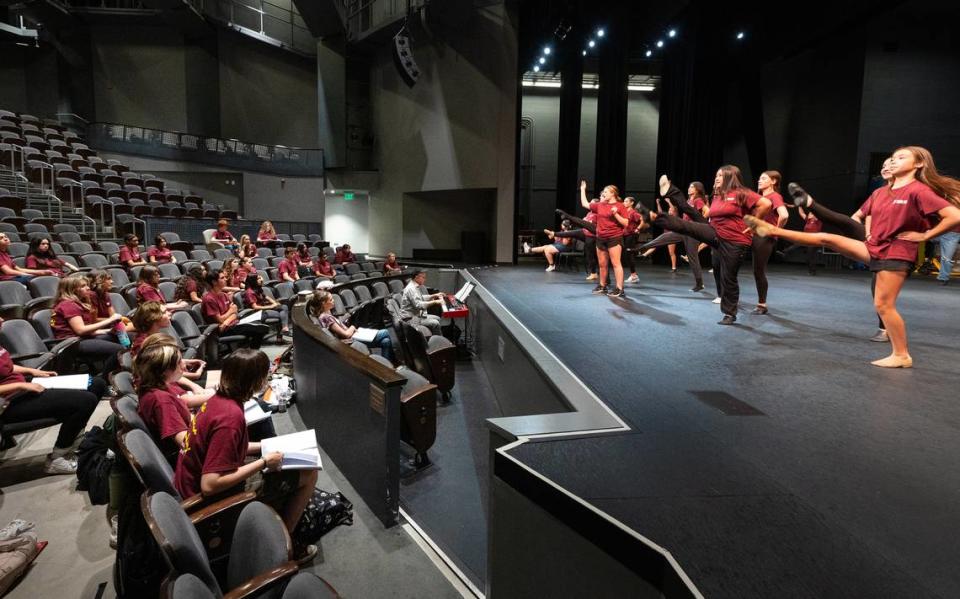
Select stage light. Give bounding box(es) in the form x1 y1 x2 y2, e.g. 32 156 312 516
645 50 652 57
543 46 551 55
628 85 655 92
668 29 676 38
597 28 605 38
533 65 540 72
588 39 595 48
539 57 546 64
656 40 663 48
736 31 745 40
582 50 587 56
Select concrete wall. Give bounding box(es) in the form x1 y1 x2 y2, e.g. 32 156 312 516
402 189 496 259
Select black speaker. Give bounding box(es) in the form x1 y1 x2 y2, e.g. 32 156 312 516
393 32 421 88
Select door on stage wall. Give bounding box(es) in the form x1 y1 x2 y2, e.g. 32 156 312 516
324 189 370 253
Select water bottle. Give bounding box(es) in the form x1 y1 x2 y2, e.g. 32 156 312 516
115 322 131 349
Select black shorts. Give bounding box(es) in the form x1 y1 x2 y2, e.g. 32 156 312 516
595 236 623 251
869 258 914 272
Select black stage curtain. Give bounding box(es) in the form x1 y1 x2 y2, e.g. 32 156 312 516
593 23 628 198
555 41 584 221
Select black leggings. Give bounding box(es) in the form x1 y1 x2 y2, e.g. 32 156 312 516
553 229 598 273
557 210 597 234
2 388 99 449
77 335 123 377
807 200 883 328
227 323 271 349
623 234 638 273
752 236 776 304
653 213 749 316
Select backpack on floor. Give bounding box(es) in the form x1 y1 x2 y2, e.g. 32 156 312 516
113 483 166 597
75 425 114 505
292 489 354 545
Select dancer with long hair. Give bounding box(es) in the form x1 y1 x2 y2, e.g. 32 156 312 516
636 178 710 291
580 180 628 297
523 220 575 272
751 171 789 314
633 166 772 324
745 146 960 367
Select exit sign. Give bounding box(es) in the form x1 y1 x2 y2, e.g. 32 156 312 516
343 192 355 200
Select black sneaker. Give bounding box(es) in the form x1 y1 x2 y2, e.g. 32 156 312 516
787 182 811 208
717 315 737 325
592 285 608 295
607 287 624 298
691 283 705 292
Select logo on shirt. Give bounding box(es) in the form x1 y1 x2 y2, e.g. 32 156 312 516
724 196 737 202
892 199 908 205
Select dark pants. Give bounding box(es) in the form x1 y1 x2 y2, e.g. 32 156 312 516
229 323 271 349
558 211 597 234
77 336 123 377
622 234 638 273
752 236 776 304
684 236 704 284
654 213 749 316
2 389 99 448
552 228 597 273
806 246 820 274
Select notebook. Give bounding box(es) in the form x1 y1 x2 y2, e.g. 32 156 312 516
260 429 322 471
352 327 379 343
243 399 272 425
32 374 90 390
238 311 263 325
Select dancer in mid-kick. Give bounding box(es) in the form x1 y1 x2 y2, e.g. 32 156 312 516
746 146 960 368
633 166 772 324
554 205 600 281
579 180 628 297
640 197 680 272
524 220 574 271
751 171 790 314
636 180 710 291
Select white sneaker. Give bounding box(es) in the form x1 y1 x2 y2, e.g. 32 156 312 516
626 274 639 283
109 514 118 549
712 297 722 304
586 273 597 281
44 455 78 475
708 269 714 273
545 265 556 272
523 242 531 254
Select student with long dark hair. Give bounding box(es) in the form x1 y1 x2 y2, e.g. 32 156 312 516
0 233 55 283
524 220 575 272
174 265 207 304
136 265 188 311
201 270 270 349
147 235 176 264
746 146 960 367
118 233 147 270
634 166 772 324
751 170 789 314
26 237 77 276
636 181 710 291
580 180 629 297
242 272 289 339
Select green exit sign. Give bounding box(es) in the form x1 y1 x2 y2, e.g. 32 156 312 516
343 192 355 200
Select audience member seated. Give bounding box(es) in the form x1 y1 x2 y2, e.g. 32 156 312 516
278 247 299 282
243 273 289 339
26 237 78 277
130 328 208 400
334 244 356 264
133 340 191 467
221 258 245 291
147 235 176 264
201 270 269 349
312 253 335 286
136 265 188 311
173 349 319 562
295 243 313 277
87 270 134 334
236 234 258 259
213 219 238 250
382 252 402 274
52 275 124 377
118 233 147 270
238 256 256 281
306 290 395 362
256 220 277 246
0 232 55 283
174 265 207 305
0 318 101 474
400 270 443 335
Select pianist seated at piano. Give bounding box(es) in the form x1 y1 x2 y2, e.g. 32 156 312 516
400 270 444 335
306 290 395 363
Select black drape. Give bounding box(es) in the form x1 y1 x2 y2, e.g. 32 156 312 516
555 41 584 220
593 23 628 198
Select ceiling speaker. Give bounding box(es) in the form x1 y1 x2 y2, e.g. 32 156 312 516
393 32 421 88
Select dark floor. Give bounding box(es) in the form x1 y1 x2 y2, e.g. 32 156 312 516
474 262 960 599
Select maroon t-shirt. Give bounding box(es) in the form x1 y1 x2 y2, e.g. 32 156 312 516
52 299 95 339
315 261 334 276
242 287 264 308
684 197 707 222
174 394 248 498
177 278 198 302
257 231 276 243
383 261 401 273
708 189 763 246
860 181 950 261
803 215 823 233
229 269 246 288
583 212 597 239
118 246 141 265
25 255 64 275
622 208 642 236
334 250 355 264
0 251 17 281
136 283 164 304
88 290 113 319
241 243 258 257
201 291 234 329
138 387 190 459
213 230 235 241
589 201 625 240
278 259 298 279
762 192 786 226
0 347 25 386
148 247 173 263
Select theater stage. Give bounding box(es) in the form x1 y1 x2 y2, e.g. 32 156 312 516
471 262 959 598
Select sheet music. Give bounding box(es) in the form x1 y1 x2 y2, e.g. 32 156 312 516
352 327 379 343
454 282 475 303
261 429 322 470
238 311 263 325
32 374 90 390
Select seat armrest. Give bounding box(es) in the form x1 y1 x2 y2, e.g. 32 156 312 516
49 336 81 356
185 490 258 521
222 563 300 599
24 297 54 314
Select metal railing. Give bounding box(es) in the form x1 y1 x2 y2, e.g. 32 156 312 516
341 0 423 40
86 123 325 177
189 0 316 56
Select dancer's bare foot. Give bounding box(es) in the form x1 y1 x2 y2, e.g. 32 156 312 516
871 354 913 368
744 215 776 238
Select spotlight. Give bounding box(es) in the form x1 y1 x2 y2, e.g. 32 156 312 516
668 29 676 37
582 50 587 56
645 50 652 57
597 28 605 37
539 57 546 64
656 40 663 48
533 65 540 72
588 39 595 48
736 31 745 40
543 46 551 55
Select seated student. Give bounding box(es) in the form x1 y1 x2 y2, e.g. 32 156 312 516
26 237 78 277
306 290 394 362
51 275 125 377
400 270 444 335
236 234 258 259
135 265 188 312
212 219 238 250
0 232 55 283
243 273 289 339
147 235 176 264
278 247 299 283
312 253 335 285
238 256 257 281
118 234 147 270
133 330 210 405
382 252 402 274
295 244 314 277
221 258 245 291
256 220 277 246
201 270 270 349
87 270 134 334
0 317 100 474
524 219 574 272
173 349 319 562
333 244 356 264
133 341 191 467
174 265 207 305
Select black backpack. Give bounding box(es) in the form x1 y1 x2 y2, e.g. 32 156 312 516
75 426 114 505
113 487 166 597
293 489 354 545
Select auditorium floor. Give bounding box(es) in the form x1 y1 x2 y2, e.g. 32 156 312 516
0 345 465 599
472 262 960 598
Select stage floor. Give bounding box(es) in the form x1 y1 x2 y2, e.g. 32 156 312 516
473 263 960 598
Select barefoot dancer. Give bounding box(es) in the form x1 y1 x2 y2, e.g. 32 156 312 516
746 146 960 368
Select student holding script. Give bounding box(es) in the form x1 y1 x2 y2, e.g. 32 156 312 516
174 349 319 563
